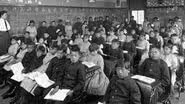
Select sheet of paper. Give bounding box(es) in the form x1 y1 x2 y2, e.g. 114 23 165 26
131 75 155 84
44 89 70 101
11 74 25 82
0 54 11 60
10 62 24 75
35 73 55 88
25 72 42 80
82 61 96 68
136 46 144 50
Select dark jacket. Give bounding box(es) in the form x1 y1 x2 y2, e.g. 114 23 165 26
105 75 141 104
47 26 57 40
37 26 48 39
46 57 67 87
61 61 86 93
139 58 170 88
22 50 45 73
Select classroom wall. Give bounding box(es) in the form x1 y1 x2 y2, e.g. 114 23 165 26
0 0 128 34
0 5 127 34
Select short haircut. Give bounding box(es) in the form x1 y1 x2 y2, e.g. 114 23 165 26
25 31 30 34
112 39 120 44
37 45 46 53
89 43 99 52
164 43 172 49
70 45 80 52
29 20 35 24
171 34 178 37
11 36 19 41
58 44 67 53
0 10 7 17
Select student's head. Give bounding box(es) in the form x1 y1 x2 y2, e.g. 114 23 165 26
149 47 161 60
130 16 134 20
131 29 136 35
56 44 67 59
36 45 46 57
29 20 35 26
70 45 81 63
49 43 58 55
95 32 101 38
139 33 145 40
126 35 133 42
182 35 185 41
76 33 81 38
171 34 179 44
116 60 130 78
83 34 89 42
20 39 27 49
11 36 18 45
89 17 93 21
77 17 81 22
41 21 47 27
51 21 56 26
44 33 49 39
154 30 159 36
58 19 63 24
24 31 30 38
27 40 35 52
149 31 155 37
38 38 44 44
164 44 172 55
100 24 103 28
90 30 95 35
73 29 77 34
89 43 99 54
0 10 8 19
111 39 120 49
160 27 166 33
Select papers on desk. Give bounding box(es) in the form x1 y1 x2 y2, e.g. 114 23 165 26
25 72 42 80
11 74 25 82
10 62 24 75
131 75 156 84
82 61 96 68
123 50 128 53
35 73 54 88
0 54 11 60
44 89 70 101
136 46 144 50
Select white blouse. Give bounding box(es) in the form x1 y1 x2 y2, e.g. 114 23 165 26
0 18 11 31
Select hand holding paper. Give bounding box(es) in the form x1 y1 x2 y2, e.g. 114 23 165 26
35 73 54 88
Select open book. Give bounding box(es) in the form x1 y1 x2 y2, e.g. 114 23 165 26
44 89 70 101
82 61 96 68
10 62 24 75
0 54 11 60
131 75 155 84
35 73 55 88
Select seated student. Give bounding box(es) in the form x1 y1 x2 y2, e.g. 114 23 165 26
148 31 160 48
117 29 126 43
91 31 105 45
79 34 91 53
135 33 150 67
22 42 46 73
45 45 86 104
73 33 83 46
168 34 184 56
24 31 31 40
106 30 117 44
154 30 164 50
139 47 170 103
71 29 78 41
103 39 125 61
8 36 19 56
43 33 52 47
161 44 179 96
104 60 141 104
34 43 59 73
85 43 104 71
19 45 46 104
130 29 139 44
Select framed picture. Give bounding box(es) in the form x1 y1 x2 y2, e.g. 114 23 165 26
115 0 121 8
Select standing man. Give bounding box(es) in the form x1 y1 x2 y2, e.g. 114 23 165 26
0 10 11 55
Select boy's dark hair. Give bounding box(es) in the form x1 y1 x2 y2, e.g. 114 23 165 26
163 43 172 49
37 45 46 53
112 39 120 44
11 36 19 41
171 34 178 37
0 10 7 17
24 31 30 34
29 20 35 24
89 43 99 52
83 34 89 39
70 45 80 52
58 19 63 23
58 44 68 53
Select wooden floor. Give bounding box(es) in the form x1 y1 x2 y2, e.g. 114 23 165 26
0 86 185 104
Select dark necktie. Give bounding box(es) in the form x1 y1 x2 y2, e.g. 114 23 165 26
4 20 8 31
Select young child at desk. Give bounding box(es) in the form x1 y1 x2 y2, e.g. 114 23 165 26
45 45 86 104
104 60 141 104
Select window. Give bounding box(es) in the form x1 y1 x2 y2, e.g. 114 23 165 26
131 10 145 25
